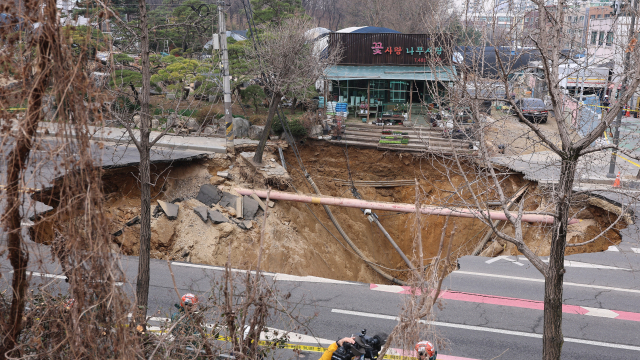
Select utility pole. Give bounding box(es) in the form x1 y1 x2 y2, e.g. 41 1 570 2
607 0 636 178
218 0 234 154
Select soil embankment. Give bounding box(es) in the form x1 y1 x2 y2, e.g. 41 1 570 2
32 142 625 284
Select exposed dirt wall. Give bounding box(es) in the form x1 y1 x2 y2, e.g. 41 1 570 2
32 143 624 284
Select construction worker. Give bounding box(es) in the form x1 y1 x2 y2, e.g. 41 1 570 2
318 336 356 360
415 340 437 360
171 293 200 336
602 95 610 113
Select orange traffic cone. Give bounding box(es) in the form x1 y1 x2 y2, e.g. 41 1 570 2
626 107 631 117
613 172 621 187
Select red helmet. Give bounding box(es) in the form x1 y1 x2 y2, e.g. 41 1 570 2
415 341 435 357
64 298 75 310
181 293 199 307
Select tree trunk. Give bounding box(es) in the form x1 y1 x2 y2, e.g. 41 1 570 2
135 0 152 328
543 157 576 360
290 97 297 114
0 30 51 360
253 94 281 164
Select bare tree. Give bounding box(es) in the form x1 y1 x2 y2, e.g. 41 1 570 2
248 17 341 164
1 0 139 358
101 0 212 327
434 1 640 358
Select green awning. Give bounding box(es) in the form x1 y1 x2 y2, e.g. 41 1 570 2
324 65 457 81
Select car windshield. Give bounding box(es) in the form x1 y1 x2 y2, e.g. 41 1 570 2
522 99 545 108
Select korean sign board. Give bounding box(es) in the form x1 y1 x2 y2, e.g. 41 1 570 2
329 33 453 66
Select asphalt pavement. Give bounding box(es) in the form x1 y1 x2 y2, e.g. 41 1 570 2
2 225 640 360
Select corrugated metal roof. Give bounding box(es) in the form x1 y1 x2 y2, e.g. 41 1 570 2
325 65 456 81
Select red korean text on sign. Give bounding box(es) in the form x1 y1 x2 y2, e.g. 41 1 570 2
394 47 402 55
371 42 383 55
385 47 393 54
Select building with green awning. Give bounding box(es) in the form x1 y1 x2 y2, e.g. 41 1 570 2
322 32 457 123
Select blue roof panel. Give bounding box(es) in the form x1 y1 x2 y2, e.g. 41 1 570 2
325 65 456 81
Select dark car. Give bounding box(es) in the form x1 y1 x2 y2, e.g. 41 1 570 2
510 98 548 123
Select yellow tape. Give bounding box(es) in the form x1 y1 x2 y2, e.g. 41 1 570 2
311 197 321 204
586 104 639 112
615 153 640 168
601 131 640 168
148 330 420 359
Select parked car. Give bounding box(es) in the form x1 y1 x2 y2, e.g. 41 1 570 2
510 98 548 123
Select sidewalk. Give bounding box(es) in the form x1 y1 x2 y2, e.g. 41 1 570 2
491 150 639 188
35 122 260 154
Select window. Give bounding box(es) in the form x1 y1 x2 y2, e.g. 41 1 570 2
605 14 610 18
597 14 602 18
607 31 614 45
590 15 595 19
599 31 605 45
580 16 584 20
591 31 598 44
567 16 572 21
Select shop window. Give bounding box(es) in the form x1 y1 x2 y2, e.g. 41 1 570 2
369 80 386 102
390 81 407 103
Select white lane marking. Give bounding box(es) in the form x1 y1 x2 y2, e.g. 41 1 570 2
23 271 124 286
484 256 523 266
27 271 66 280
452 270 640 294
517 258 629 270
171 262 356 285
607 246 620 252
170 262 274 275
632 248 640 254
581 307 620 319
370 284 405 293
332 309 640 352
271 274 356 285
484 256 508 264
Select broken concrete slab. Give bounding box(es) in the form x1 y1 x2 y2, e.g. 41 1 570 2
230 217 250 230
243 195 260 219
125 215 140 227
243 220 253 229
268 201 275 208
157 200 179 220
208 209 229 224
218 192 238 208
196 184 223 207
194 206 209 222
250 193 267 211
217 171 231 179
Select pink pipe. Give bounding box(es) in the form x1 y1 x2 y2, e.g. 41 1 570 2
235 188 578 224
